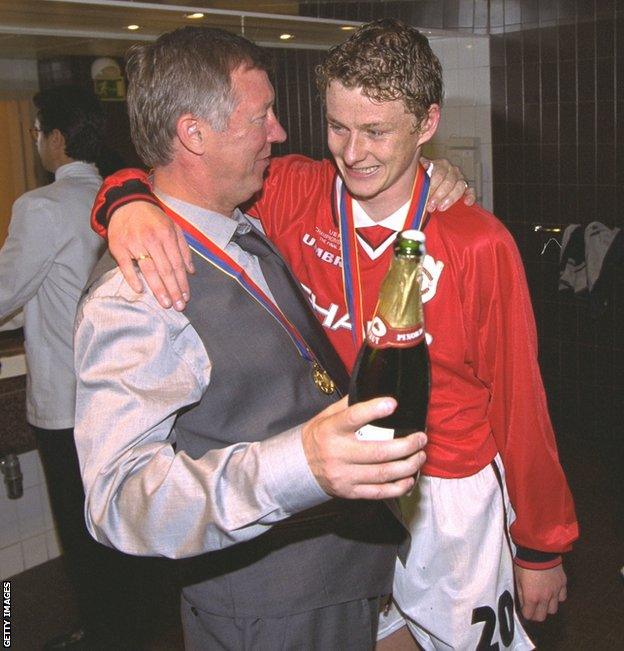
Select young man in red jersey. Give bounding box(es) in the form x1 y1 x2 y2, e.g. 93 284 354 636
92 19 577 651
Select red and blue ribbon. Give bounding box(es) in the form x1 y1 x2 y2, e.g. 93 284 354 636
158 200 314 362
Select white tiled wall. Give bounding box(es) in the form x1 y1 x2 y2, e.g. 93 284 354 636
428 36 493 211
0 449 61 579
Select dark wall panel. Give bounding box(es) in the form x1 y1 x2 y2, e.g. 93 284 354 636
269 47 328 160
489 2 623 455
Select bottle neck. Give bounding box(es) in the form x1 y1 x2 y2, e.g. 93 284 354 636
374 253 424 331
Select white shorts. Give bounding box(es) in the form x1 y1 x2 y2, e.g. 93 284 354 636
377 456 535 650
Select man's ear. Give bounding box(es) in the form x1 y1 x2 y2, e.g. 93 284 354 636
415 104 440 147
49 128 66 154
176 114 205 155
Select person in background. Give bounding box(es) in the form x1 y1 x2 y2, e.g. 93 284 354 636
0 85 141 650
95 19 578 651
73 26 428 650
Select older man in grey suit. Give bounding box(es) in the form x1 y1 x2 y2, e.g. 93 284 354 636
73 27 426 650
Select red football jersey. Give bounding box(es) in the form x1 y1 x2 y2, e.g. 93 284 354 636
248 155 578 554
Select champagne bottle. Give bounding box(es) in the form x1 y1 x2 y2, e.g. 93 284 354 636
349 229 430 440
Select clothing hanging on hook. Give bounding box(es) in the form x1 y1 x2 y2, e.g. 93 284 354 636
559 222 622 317
559 224 586 293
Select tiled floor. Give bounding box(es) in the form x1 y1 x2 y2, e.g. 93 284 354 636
0 448 60 580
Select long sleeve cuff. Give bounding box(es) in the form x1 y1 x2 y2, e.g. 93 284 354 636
259 425 329 514
91 168 155 237
514 545 563 570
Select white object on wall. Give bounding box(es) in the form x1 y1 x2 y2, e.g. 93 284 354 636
91 57 125 101
429 35 492 211
446 136 483 202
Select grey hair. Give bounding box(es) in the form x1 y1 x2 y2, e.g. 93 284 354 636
126 26 272 167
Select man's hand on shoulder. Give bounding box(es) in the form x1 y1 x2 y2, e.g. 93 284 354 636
424 157 476 212
301 396 427 500
108 201 194 311
515 564 567 621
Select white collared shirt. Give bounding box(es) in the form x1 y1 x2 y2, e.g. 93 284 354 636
0 161 104 428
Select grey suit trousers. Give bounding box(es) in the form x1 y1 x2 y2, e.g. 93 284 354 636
180 592 382 650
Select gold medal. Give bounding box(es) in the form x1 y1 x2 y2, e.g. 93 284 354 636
312 362 336 395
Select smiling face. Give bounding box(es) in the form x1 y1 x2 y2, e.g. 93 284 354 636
205 65 286 214
326 81 439 220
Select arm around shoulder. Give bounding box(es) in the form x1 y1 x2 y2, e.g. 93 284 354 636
91 168 194 309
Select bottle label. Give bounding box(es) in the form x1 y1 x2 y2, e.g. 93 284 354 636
366 316 425 349
356 424 395 441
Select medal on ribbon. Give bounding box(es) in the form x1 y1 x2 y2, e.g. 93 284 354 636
312 362 336 395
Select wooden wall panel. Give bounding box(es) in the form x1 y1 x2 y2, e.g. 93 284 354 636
0 99 40 247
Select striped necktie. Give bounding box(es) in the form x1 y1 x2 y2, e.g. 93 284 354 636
234 226 349 395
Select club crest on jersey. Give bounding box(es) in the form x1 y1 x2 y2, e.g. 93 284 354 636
420 255 444 302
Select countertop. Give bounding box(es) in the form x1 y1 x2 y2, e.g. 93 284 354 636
0 328 33 454
0 328 25 357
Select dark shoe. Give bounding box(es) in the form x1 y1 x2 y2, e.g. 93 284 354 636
43 628 88 650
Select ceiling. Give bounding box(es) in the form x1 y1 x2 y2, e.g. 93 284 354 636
0 1 452 60
0 0 369 59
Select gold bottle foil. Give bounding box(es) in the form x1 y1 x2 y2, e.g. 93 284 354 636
372 255 424 332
